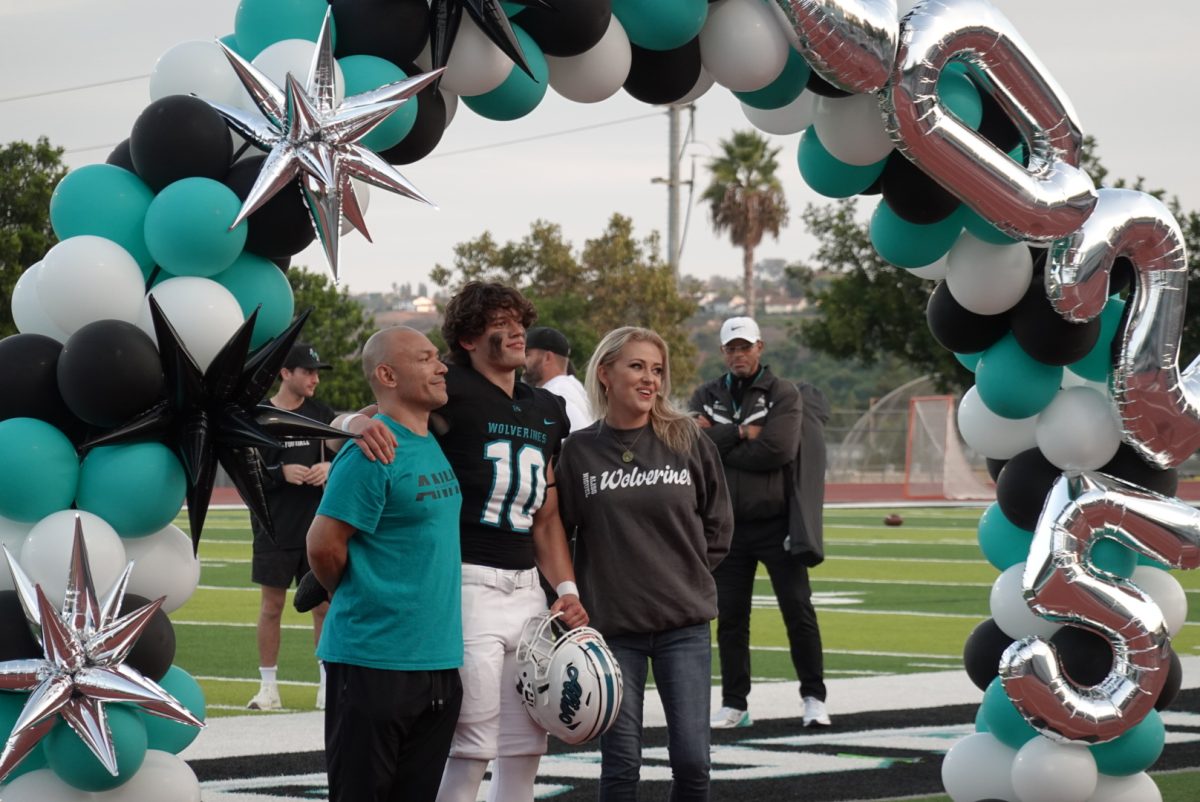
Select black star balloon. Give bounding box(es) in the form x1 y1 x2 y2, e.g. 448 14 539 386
84 298 352 552
430 0 554 84
0 519 202 781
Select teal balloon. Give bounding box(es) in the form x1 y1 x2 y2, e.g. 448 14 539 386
0 418 79 523
212 252 295 349
1137 553 1171 570
975 334 1062 419
938 68 982 130
142 666 206 754
76 444 186 538
0 693 47 780
974 704 989 732
735 49 811 110
797 127 887 199
144 177 247 278
870 200 963 268
612 0 707 51
500 1 525 15
956 351 982 372
981 676 1038 749
234 0 334 59
49 164 155 274
339 56 417 152
1070 296 1125 382
44 705 147 791
1090 709 1165 775
462 26 548 121
957 204 1019 245
1091 536 1137 578
977 502 1033 571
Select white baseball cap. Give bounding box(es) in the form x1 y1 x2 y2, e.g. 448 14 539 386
719 317 762 345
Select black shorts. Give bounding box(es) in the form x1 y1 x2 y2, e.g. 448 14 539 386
252 549 312 589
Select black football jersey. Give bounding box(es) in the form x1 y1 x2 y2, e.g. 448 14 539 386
435 363 570 569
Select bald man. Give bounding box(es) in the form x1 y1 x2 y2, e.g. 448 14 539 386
307 327 465 802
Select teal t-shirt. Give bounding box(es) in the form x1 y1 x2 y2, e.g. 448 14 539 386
315 414 463 670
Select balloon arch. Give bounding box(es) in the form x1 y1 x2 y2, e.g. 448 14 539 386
1 0 1198 799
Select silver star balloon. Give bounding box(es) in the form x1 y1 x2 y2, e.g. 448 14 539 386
207 8 444 281
0 518 203 780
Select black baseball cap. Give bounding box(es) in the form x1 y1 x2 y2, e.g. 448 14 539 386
525 327 570 357
284 343 332 370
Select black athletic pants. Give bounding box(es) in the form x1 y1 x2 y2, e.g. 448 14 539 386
324 662 463 802
714 516 827 709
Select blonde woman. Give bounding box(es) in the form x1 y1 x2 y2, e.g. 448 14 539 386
556 327 733 801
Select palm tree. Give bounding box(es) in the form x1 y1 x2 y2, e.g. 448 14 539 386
702 130 790 316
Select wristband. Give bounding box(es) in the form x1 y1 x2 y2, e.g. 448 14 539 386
339 413 363 433
555 580 579 599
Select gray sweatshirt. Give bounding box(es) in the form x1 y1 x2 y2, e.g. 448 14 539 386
557 421 734 637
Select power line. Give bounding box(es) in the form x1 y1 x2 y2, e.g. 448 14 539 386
427 111 662 159
0 74 150 105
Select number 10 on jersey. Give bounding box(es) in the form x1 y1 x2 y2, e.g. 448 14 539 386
481 440 547 532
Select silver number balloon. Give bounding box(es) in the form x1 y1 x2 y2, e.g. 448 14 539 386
881 0 1096 240
1046 187 1200 469
999 471 1200 742
772 0 900 94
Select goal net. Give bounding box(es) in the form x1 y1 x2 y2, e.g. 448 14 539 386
906 395 994 500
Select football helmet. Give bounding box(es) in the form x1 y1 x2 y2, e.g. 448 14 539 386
515 612 623 745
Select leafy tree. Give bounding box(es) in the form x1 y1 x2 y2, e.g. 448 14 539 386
286 268 375 411
701 130 789 316
1 138 66 337
431 214 699 386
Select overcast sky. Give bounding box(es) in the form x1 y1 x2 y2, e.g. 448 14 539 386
1 1 1195 294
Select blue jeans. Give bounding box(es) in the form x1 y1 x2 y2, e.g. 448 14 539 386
598 623 712 802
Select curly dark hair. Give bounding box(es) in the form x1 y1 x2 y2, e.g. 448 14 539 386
441 281 537 365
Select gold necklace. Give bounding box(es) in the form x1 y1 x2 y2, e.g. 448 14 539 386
606 420 647 463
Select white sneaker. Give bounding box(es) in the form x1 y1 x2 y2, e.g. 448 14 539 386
315 680 326 710
710 706 751 729
803 696 831 727
247 685 282 711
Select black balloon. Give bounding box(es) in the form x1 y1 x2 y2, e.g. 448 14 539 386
1110 255 1135 297
58 320 164 429
106 138 136 172
0 591 42 662
129 94 233 192
430 0 538 83
1010 275 1101 366
1157 649 1183 712
962 618 1014 692
1100 443 1179 498
880 150 960 224
331 0 430 66
120 593 176 682
270 255 292 273
517 0 611 57
1049 625 1112 687
379 71 447 165
0 334 80 433
224 156 316 258
623 38 702 106
806 69 852 98
926 281 1010 355
985 457 1007 483
974 78 1023 154
996 448 1062 531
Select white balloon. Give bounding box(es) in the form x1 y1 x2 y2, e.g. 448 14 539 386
941 732 1018 802
0 515 34 593
957 386 1039 459
150 40 245 106
700 0 790 92
249 39 345 107
812 93 894 166
1059 367 1108 394
442 16 511 97
741 91 815 135
676 67 716 105
946 232 1034 315
1035 387 1122 471
991 562 1060 640
767 0 804 51
124 524 201 614
1010 736 1097 802
10 262 68 341
38 236 145 334
1 768 97 802
1132 566 1187 637
547 14 631 104
1088 771 1162 802
89 750 201 802
139 277 245 372
908 253 949 280
21 510 127 607
340 180 372 236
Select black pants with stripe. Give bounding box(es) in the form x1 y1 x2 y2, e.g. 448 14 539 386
324 662 463 802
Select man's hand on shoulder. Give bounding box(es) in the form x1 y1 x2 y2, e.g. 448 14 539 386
350 416 397 464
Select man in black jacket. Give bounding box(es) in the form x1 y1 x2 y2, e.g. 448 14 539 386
689 316 831 729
